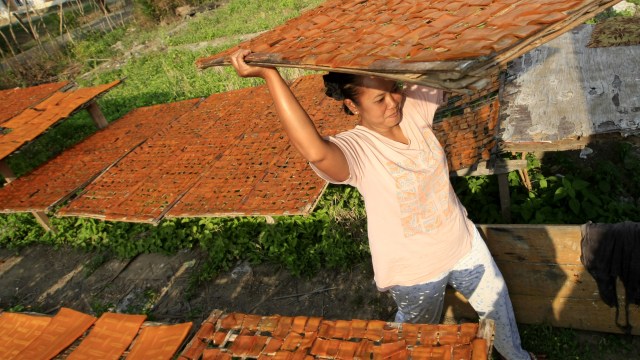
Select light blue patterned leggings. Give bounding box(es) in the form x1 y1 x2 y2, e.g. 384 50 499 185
388 229 530 360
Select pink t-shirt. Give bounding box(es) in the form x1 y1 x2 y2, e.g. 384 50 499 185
310 85 474 290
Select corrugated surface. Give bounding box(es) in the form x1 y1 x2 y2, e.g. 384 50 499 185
0 81 69 125
0 99 201 213
197 0 620 92
179 310 490 360
0 80 120 161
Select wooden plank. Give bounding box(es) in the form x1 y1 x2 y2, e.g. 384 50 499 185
32 211 56 233
87 101 109 129
451 160 527 177
496 174 511 223
444 288 640 336
477 224 583 264
509 293 640 335
449 224 640 335
496 261 595 300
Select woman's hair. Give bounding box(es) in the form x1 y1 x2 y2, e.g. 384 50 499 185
322 72 363 115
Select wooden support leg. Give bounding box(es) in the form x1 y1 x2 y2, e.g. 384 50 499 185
87 101 109 129
0 159 16 184
518 152 532 191
32 211 56 234
497 173 512 223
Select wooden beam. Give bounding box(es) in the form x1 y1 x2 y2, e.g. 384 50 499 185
32 211 56 233
87 101 108 129
451 160 527 177
0 158 16 184
497 173 511 223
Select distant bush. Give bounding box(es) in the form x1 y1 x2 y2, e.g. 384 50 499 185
132 0 216 22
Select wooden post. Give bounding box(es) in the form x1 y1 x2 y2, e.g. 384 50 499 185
0 159 16 184
517 152 532 191
497 173 511 223
32 211 56 234
87 101 108 129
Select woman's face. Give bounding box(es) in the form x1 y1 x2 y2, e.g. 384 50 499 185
346 77 405 132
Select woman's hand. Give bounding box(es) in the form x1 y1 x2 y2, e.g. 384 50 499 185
229 49 278 79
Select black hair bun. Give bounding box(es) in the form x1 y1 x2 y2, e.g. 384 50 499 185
323 73 345 101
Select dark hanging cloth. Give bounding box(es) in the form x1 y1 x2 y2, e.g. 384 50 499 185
580 221 640 335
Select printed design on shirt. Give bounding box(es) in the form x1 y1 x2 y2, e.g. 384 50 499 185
386 127 457 237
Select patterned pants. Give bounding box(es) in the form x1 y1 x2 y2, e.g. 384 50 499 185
388 229 530 360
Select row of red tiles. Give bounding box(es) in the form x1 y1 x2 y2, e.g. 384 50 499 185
180 311 486 360
209 313 479 344
200 338 480 360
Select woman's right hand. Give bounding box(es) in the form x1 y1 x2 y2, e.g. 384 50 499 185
229 49 278 79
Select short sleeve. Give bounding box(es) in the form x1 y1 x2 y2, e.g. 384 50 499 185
402 84 443 127
308 134 362 187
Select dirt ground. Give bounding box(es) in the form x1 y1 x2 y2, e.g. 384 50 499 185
0 245 396 324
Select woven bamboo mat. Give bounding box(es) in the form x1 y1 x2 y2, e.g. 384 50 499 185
197 0 621 93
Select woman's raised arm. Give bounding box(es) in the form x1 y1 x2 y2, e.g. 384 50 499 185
230 49 349 182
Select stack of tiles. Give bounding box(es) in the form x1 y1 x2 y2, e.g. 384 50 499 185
180 310 493 360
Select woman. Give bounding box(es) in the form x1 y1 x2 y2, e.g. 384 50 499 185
230 49 533 360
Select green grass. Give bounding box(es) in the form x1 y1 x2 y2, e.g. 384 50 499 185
1 2 640 358
166 0 323 46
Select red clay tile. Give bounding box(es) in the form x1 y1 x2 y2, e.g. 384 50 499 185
243 314 263 331
0 81 119 161
317 320 335 339
273 316 294 339
290 316 308 334
0 81 68 125
347 319 368 340
259 315 282 333
472 338 488 360
264 337 284 354
220 313 245 330
281 332 303 351
382 324 400 342
202 349 233 360
354 339 374 359
336 340 358 359
453 344 473 359
334 320 352 340
372 340 408 360
298 332 317 352
126 322 192 360
14 307 96 360
67 313 146 360
210 331 229 346
364 320 386 341
229 335 269 356
400 323 420 345
0 312 51 359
